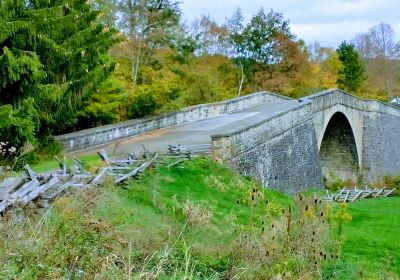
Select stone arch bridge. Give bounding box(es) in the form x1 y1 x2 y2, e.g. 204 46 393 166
56 89 400 193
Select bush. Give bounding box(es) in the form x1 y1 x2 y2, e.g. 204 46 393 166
36 140 63 161
77 77 127 128
127 86 161 118
0 141 36 171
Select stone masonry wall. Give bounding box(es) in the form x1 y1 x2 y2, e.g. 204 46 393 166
54 91 290 152
212 102 323 193
308 89 400 183
362 111 400 182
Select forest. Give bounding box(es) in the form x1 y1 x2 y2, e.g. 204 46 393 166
1 0 400 162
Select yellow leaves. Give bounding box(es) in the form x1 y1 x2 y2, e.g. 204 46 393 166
308 49 343 90
305 207 315 219
265 202 283 216
336 203 352 222
327 202 353 236
54 196 79 220
54 196 70 209
341 212 352 222
339 202 348 209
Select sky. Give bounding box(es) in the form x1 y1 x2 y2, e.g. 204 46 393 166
181 0 400 48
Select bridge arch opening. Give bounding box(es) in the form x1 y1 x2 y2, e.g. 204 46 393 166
319 112 359 183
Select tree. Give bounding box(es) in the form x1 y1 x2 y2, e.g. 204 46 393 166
227 8 312 96
336 42 366 93
118 0 181 83
228 8 294 65
251 35 312 96
93 0 120 28
308 44 343 90
353 23 400 97
0 0 121 150
191 15 230 56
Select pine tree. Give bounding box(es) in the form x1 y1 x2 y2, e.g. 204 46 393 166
0 0 122 150
336 41 366 93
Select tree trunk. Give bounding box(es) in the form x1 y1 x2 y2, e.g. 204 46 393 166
237 62 244 98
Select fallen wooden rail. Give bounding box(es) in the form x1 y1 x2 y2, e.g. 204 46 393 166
323 186 396 203
0 144 212 214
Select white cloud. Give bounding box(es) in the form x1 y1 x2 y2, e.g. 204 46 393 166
292 20 376 46
307 0 379 18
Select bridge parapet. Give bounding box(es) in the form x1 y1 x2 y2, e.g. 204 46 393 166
306 89 400 116
55 91 290 153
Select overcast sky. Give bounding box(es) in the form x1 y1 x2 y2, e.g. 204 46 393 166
181 0 400 48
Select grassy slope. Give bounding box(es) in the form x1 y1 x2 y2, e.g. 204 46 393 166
340 197 400 278
95 158 293 259
1 156 399 279
1 157 296 279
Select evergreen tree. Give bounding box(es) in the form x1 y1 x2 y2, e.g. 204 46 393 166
0 0 121 150
336 41 366 93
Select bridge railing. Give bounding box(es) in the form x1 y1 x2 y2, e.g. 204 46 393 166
303 89 400 116
54 91 291 153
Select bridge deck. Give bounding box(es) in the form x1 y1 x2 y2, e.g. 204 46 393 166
75 99 300 155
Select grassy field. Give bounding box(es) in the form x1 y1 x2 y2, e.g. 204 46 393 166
0 157 398 279
338 197 400 278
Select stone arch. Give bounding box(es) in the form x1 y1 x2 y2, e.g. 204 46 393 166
319 112 360 182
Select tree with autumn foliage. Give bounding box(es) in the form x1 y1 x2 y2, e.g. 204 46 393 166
227 8 313 97
308 44 343 91
353 22 400 99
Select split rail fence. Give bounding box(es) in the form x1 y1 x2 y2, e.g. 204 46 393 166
323 187 396 203
0 144 211 214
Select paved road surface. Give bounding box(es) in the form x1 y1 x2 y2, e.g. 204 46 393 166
75 99 300 155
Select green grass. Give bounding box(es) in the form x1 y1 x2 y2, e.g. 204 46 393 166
339 197 400 278
27 153 103 173
1 156 399 279
95 157 293 252
2 157 303 279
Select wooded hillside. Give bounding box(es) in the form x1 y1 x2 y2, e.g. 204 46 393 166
1 0 399 165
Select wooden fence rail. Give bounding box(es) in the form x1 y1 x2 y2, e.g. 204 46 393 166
323 186 396 203
0 143 211 214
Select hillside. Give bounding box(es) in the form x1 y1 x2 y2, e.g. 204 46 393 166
0 157 398 279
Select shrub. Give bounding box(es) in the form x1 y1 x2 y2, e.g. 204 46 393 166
0 141 36 171
326 203 352 236
127 86 161 118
